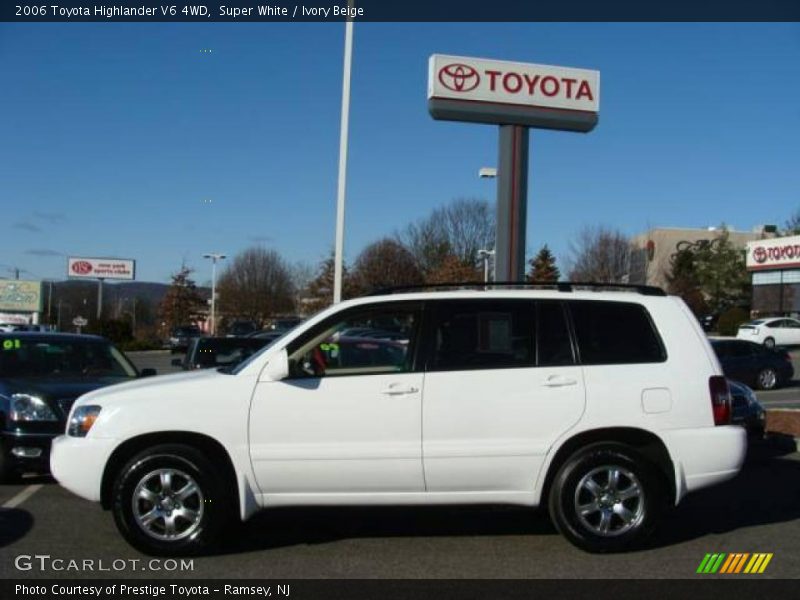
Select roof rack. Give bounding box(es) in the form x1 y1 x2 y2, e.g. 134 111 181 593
368 281 667 297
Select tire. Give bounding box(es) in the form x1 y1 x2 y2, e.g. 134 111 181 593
111 444 233 556
764 337 775 350
756 367 778 391
548 443 666 553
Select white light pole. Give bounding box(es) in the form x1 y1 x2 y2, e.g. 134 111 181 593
477 249 496 283
333 1 355 304
203 253 226 335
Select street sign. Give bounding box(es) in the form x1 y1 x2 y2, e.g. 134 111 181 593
72 316 88 327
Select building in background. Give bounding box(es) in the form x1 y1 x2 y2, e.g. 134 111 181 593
746 234 800 317
629 226 770 289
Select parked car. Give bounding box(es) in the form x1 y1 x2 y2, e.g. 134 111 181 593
225 321 258 338
247 330 285 343
52 285 745 555
168 325 202 353
736 317 800 348
0 332 155 482
268 317 303 332
710 338 793 390
727 379 766 439
172 337 271 371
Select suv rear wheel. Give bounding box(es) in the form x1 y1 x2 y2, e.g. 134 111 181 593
111 444 232 556
548 443 665 553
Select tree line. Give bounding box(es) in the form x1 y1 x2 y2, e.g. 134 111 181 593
156 201 800 335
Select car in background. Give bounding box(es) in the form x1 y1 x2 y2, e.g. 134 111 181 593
728 379 766 440
226 320 258 338
172 336 271 371
247 330 285 344
0 332 155 482
737 317 800 348
268 317 303 332
168 325 202 353
710 338 793 390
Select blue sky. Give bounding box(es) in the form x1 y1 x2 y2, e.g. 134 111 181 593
1 23 799 284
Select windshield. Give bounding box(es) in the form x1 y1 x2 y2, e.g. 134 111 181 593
0 338 138 379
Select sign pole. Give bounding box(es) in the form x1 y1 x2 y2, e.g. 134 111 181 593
97 278 103 320
495 125 529 282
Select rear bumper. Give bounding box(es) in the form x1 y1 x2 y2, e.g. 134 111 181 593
664 425 747 502
50 435 118 502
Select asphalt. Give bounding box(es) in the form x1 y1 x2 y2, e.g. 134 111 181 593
1 441 798 579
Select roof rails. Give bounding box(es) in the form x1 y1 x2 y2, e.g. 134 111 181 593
368 281 667 297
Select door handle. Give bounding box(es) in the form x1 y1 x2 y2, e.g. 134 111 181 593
543 375 578 388
381 385 419 396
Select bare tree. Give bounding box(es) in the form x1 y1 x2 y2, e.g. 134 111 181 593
399 198 495 275
566 226 631 283
217 247 295 324
352 238 424 293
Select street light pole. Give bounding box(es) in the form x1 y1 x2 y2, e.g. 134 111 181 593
477 249 495 283
203 253 226 336
333 1 355 304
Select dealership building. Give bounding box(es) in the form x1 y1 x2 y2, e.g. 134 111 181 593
746 234 800 316
629 226 766 290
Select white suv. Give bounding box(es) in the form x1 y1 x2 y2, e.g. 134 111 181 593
51 285 746 555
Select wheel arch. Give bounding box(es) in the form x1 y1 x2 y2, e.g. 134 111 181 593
538 427 676 507
100 431 240 515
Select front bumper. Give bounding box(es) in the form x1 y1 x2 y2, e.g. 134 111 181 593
50 434 118 502
1 430 56 473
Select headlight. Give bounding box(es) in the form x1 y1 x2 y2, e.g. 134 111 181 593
9 394 58 422
68 405 102 437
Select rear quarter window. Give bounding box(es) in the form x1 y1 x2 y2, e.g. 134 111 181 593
568 301 666 365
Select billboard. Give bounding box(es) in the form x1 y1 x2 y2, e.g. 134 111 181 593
428 54 600 132
746 235 800 271
67 257 136 280
0 280 43 313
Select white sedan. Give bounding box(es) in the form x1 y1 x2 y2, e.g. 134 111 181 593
737 317 800 348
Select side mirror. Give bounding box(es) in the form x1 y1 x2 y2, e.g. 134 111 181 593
263 348 289 381
140 368 157 378
171 358 182 367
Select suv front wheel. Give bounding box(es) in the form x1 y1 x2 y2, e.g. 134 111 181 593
111 444 232 556
548 443 665 553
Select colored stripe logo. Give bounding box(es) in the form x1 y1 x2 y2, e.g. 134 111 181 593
696 553 773 574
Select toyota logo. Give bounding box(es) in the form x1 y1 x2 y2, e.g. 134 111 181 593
753 247 767 263
71 260 93 275
438 63 480 92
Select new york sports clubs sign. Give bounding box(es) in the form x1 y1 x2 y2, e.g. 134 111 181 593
67 257 136 280
428 54 600 132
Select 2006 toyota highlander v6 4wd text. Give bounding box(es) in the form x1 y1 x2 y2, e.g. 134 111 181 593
50 283 746 555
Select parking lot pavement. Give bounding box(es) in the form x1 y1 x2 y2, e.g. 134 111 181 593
127 350 183 376
1 442 798 579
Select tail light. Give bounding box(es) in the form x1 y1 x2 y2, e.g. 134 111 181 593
709 376 732 425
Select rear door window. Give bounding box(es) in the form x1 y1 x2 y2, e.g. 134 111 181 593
427 300 535 371
536 302 575 366
568 301 666 365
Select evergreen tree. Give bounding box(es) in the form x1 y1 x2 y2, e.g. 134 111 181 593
158 265 205 331
527 245 561 282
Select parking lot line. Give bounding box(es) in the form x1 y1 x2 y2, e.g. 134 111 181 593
2 484 43 509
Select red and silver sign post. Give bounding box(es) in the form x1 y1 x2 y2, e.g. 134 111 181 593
428 55 600 281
